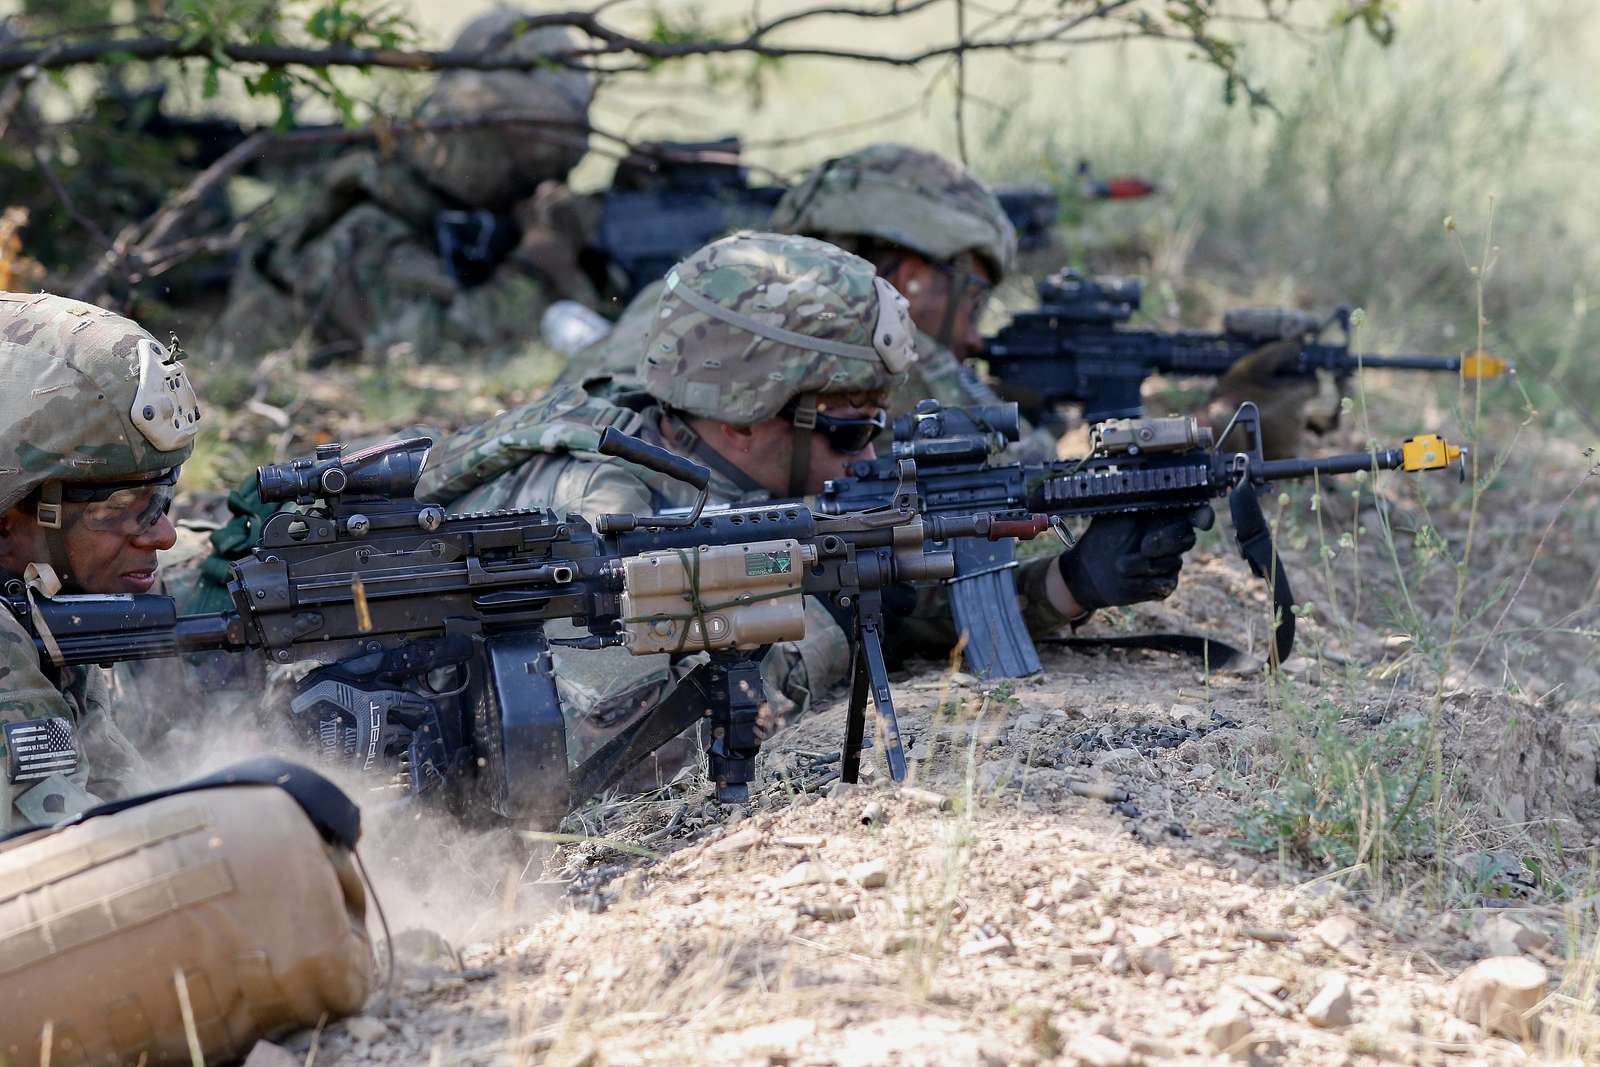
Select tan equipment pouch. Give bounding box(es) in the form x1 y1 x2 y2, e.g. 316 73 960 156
0 759 374 1065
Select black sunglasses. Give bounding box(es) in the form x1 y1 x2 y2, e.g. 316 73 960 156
784 404 887 455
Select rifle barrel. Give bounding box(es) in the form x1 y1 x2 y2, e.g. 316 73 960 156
1253 448 1404 482
1328 353 1461 372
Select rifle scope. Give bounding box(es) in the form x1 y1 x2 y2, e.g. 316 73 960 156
259 438 431 504
892 401 1021 445
1035 269 1141 324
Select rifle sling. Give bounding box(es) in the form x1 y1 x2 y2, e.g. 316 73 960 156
1041 480 1297 671
1228 478 1295 667
1040 631 1249 670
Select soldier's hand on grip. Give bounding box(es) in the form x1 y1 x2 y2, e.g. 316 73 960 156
1057 505 1215 611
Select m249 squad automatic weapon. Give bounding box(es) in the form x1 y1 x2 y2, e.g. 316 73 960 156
3 434 1028 824
984 269 1512 428
816 400 1467 679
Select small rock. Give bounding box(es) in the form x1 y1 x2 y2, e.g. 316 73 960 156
847 859 889 889
774 834 826 849
1474 913 1549 958
1436 1017 1481 1045
709 827 763 854
772 861 830 889
1312 915 1369 963
1051 872 1094 902
343 1015 389 1043
959 934 1013 958
1129 945 1173 978
1065 780 1129 802
1305 973 1354 1028
1084 918 1119 945
243 1042 299 1067
1093 747 1141 770
798 903 856 922
1067 1033 1138 1067
1100 945 1130 975
1452 956 1548 1039
1198 1004 1253 1056
1189 762 1217 780
1023 887 1046 910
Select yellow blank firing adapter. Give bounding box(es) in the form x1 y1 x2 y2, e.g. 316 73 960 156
1460 351 1512 379
1401 433 1464 474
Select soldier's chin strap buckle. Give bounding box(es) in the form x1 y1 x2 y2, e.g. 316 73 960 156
787 393 818 498
35 481 62 530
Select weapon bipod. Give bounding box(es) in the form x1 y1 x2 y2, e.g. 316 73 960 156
570 628 909 810
841 622 908 786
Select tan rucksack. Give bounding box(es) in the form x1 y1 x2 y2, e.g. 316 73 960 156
0 759 375 1065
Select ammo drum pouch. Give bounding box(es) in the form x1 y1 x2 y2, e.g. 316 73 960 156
0 758 374 1065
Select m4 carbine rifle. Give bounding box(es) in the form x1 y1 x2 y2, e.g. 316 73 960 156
984 269 1512 428
816 400 1466 679
4 434 1026 824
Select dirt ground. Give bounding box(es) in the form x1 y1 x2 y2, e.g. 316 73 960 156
240 447 1598 1066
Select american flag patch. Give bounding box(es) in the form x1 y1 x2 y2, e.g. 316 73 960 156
4 717 80 784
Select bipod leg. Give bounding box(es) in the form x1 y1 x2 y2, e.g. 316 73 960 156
706 653 764 805
860 624 907 783
841 639 871 784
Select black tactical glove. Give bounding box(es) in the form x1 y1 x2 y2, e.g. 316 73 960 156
1057 505 1215 612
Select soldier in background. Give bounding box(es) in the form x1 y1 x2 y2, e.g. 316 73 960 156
209 7 600 365
565 147 1008 402
417 232 1206 782
0 291 203 828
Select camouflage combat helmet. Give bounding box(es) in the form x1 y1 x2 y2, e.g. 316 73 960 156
640 232 916 495
405 9 596 210
0 291 200 572
769 143 1018 282
641 231 915 425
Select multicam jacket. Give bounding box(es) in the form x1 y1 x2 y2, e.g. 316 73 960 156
0 602 147 829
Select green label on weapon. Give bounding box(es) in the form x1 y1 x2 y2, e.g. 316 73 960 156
745 551 793 577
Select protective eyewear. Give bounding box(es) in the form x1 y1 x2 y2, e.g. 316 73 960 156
930 258 995 321
58 468 179 536
786 404 887 455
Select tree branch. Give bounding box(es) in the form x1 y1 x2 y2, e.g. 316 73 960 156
0 1 1157 76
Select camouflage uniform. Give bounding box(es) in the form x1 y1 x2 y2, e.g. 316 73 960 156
0 291 202 828
419 233 915 767
209 9 598 365
422 234 1075 776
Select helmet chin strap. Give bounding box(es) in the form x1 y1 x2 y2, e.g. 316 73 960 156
786 393 818 498
32 480 74 586
934 263 970 353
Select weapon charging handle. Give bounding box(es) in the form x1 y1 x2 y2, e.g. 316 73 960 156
599 428 711 491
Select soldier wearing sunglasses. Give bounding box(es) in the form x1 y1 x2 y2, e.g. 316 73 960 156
417 233 1206 790
0 292 201 828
